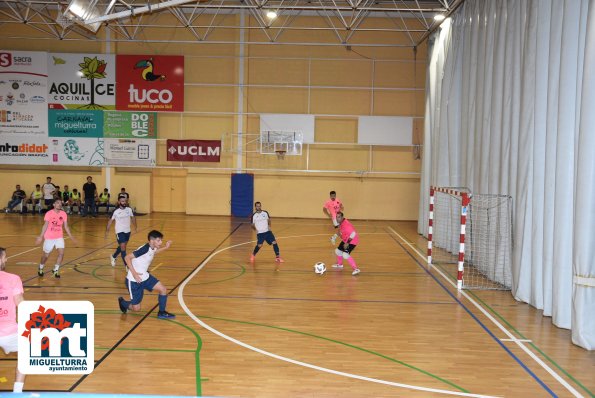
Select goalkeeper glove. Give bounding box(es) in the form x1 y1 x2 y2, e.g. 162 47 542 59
330 234 338 245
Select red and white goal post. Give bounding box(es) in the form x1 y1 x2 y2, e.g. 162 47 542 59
427 186 513 291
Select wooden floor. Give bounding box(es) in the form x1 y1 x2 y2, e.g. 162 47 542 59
0 212 593 398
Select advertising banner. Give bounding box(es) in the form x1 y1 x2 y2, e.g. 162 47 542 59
0 133 49 165
48 109 103 138
18 301 94 375
104 138 156 167
104 111 157 138
0 50 48 135
166 139 221 162
48 53 116 110
116 55 184 112
49 137 105 166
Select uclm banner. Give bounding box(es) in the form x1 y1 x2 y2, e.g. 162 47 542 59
116 55 184 112
167 139 221 162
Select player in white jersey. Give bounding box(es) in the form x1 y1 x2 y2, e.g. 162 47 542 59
117 230 175 319
105 197 137 266
250 201 283 263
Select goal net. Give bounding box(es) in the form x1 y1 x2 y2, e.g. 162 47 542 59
428 187 512 290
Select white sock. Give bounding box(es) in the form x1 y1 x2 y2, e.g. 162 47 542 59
39 264 44 270
53 264 60 272
14 381 24 392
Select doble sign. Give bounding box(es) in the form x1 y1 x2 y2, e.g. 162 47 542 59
166 139 221 162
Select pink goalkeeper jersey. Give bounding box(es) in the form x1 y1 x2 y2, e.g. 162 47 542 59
339 219 359 245
324 198 343 216
0 271 24 336
44 209 68 240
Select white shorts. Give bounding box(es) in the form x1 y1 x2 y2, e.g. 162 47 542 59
0 333 18 354
43 238 65 253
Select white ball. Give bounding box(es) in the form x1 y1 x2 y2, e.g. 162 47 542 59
314 262 326 275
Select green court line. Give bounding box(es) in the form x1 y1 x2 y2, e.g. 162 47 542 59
190 262 246 286
90 264 122 285
194 313 469 393
96 310 203 396
420 249 593 398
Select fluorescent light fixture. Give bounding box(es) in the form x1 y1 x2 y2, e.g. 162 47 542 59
266 10 278 20
63 0 103 32
433 14 446 22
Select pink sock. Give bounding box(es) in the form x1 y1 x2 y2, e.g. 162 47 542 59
336 255 343 265
347 256 357 270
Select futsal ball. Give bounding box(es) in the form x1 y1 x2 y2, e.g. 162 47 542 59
314 262 326 275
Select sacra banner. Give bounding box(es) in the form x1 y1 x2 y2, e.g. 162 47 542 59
0 50 48 135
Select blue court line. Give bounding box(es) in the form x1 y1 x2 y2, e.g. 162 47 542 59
388 234 558 397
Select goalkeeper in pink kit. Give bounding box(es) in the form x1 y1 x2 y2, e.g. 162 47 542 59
331 212 361 275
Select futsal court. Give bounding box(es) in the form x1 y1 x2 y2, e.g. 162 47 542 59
0 212 593 397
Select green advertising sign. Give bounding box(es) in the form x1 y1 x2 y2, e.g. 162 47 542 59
104 111 157 139
48 109 104 138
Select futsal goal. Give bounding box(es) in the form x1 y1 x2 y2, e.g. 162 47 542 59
427 186 513 290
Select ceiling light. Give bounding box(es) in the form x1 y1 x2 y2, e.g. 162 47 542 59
62 0 104 32
434 14 446 22
266 10 278 20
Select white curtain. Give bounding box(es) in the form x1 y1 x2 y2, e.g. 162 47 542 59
419 0 595 350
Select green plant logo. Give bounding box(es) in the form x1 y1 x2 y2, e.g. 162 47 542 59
78 56 107 110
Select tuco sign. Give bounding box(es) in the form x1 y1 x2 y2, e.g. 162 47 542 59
116 55 184 112
167 139 221 162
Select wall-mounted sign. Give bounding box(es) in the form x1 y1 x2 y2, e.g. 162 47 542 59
167 139 221 162
116 55 183 112
104 111 157 138
48 53 116 110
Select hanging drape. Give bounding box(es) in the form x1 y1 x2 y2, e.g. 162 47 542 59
419 0 594 350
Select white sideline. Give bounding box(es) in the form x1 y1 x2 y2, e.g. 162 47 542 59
386 226 583 398
178 234 501 398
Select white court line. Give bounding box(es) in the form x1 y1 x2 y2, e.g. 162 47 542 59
501 339 533 343
178 233 501 398
7 246 40 259
386 226 583 398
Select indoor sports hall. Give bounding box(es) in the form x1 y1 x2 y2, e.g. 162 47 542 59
0 1 593 397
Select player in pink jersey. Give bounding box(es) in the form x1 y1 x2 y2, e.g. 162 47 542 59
0 247 26 392
331 212 361 275
35 199 76 278
323 190 344 228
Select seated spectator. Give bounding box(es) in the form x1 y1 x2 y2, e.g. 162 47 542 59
62 185 73 214
27 185 43 214
117 187 129 201
96 188 112 214
54 186 62 201
5 185 26 213
118 187 134 212
70 188 82 214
